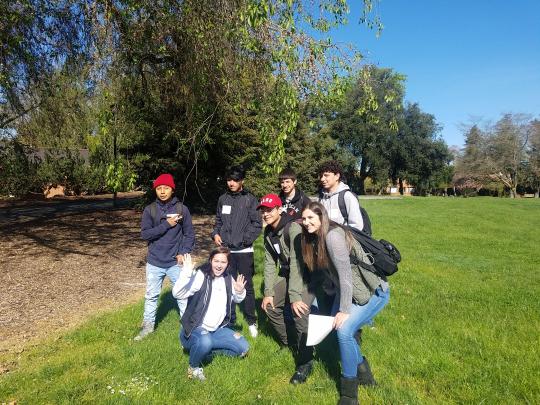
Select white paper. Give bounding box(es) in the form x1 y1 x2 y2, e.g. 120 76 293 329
222 205 232 214
306 314 335 346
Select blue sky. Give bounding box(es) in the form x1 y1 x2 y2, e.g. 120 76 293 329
332 0 540 147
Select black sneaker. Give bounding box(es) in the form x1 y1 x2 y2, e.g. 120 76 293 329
289 361 313 384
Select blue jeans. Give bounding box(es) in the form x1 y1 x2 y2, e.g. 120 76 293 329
180 327 250 368
332 287 390 378
143 263 187 323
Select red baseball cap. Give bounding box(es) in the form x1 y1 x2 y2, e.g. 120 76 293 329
257 193 282 210
153 173 175 189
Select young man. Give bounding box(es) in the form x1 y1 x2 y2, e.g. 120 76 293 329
136 173 195 341
212 165 262 337
318 160 364 232
258 194 315 384
278 168 311 219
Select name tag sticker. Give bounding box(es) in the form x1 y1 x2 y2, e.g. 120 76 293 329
273 243 281 254
222 205 232 214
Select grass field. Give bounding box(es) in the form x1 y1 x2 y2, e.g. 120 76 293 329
1 197 539 404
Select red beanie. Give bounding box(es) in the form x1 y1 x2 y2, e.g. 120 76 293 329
153 173 175 189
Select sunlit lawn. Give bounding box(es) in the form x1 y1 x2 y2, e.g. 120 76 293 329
1 197 539 404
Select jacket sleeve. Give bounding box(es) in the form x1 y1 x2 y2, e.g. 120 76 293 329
211 196 223 239
243 195 263 246
141 205 171 241
178 205 195 254
172 269 204 299
344 192 364 231
263 235 278 297
286 223 306 303
326 228 353 313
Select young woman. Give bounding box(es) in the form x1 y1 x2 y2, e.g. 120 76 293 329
172 247 249 381
301 202 390 405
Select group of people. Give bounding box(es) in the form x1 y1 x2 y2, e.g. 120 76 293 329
135 161 390 405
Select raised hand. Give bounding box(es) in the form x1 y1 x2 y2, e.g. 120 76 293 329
182 253 194 273
233 274 247 293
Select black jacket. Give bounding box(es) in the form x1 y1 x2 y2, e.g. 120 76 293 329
212 189 262 250
279 188 311 219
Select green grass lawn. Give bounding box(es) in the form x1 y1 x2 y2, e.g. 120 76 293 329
1 197 539 404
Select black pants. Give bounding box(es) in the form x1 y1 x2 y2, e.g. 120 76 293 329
229 252 257 325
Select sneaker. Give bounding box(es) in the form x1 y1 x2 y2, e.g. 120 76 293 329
187 366 206 381
134 321 154 341
248 324 258 338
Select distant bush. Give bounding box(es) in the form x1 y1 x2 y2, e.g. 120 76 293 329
0 140 39 197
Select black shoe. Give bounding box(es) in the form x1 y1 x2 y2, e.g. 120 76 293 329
289 360 313 384
357 356 377 386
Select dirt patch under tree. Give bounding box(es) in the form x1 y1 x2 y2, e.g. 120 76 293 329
0 197 215 373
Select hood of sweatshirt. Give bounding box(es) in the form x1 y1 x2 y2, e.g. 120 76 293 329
320 182 350 199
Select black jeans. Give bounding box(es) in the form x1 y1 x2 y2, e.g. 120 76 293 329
229 252 257 325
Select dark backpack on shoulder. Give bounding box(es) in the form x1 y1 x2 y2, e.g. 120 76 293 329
347 226 401 279
337 189 372 236
148 201 184 226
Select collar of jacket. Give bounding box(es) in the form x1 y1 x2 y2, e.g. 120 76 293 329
268 213 295 237
156 196 179 207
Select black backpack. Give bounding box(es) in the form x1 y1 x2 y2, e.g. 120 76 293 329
337 189 372 236
347 226 401 279
148 201 184 226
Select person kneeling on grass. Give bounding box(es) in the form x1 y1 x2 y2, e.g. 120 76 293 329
172 247 250 381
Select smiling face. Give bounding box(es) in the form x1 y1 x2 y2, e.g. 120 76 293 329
280 178 296 195
260 206 281 228
320 171 340 192
155 185 173 202
211 253 229 277
302 208 322 233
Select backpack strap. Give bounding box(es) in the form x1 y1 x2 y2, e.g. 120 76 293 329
337 189 352 224
149 200 183 226
338 189 372 236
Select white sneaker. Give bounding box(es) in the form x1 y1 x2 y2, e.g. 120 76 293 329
248 324 258 338
187 366 206 381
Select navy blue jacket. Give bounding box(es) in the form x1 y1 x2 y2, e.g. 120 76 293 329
181 264 234 337
141 196 195 268
211 189 262 250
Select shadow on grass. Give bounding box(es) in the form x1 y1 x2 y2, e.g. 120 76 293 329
155 290 180 329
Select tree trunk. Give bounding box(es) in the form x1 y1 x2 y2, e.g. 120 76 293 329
399 178 404 195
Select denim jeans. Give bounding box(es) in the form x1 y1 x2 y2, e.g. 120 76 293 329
143 262 187 323
180 326 250 368
332 287 390 378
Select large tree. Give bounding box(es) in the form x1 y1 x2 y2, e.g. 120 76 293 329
390 103 450 195
330 65 405 194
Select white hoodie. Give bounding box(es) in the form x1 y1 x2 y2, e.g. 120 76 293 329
319 182 364 231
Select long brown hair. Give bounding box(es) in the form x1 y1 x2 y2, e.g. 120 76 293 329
301 201 354 271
